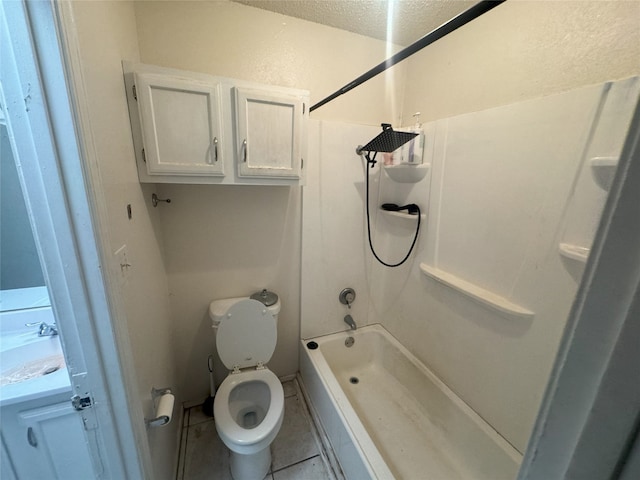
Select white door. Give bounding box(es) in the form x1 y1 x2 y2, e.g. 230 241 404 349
234 86 303 178
135 72 225 176
1 1 146 478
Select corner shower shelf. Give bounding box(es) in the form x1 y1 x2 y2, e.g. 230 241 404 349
558 243 590 263
383 163 430 183
419 264 535 319
379 209 426 221
590 156 618 191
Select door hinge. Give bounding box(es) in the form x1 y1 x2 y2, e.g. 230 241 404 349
301 158 304 169
71 394 93 411
303 103 306 114
132 84 137 101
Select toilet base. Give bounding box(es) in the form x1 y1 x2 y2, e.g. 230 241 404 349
229 445 271 480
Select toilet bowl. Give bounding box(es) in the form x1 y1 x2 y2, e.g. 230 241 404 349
210 296 284 480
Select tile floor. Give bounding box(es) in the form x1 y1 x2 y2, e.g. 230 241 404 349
177 379 336 480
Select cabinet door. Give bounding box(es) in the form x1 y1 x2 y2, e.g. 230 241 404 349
3 400 96 478
235 87 303 179
135 72 224 176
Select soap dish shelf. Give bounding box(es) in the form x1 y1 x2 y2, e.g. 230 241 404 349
419 264 534 319
379 209 426 221
383 163 430 183
558 243 590 263
590 156 618 191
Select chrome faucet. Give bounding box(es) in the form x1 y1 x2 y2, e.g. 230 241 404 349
344 314 357 331
25 321 58 337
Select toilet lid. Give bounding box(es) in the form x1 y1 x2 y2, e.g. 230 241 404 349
216 299 277 370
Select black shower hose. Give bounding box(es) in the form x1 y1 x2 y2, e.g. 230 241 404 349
364 152 421 267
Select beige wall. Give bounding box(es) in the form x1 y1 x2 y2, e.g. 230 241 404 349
401 0 640 124
133 0 395 402
70 2 179 479
134 0 405 126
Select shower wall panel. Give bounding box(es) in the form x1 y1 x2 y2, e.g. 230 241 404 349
372 79 640 452
301 121 380 339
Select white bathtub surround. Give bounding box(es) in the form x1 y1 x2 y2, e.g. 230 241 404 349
300 325 522 480
301 121 381 340
302 78 640 454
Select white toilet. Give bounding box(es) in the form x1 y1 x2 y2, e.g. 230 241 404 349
209 295 284 480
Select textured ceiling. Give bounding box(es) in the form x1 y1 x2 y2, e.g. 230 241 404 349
232 0 476 46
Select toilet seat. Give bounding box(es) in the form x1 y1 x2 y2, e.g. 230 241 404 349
214 368 284 455
216 299 277 371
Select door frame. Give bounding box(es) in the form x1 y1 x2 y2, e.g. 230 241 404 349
1 0 150 477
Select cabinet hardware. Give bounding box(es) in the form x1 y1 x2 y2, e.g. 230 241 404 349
27 427 38 447
213 137 218 163
242 139 247 162
132 84 137 101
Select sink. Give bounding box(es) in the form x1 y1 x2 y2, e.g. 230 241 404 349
0 338 66 386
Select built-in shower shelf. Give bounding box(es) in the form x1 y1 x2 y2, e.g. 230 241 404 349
419 264 535 319
590 156 618 191
558 243 590 263
379 209 426 221
383 163 430 183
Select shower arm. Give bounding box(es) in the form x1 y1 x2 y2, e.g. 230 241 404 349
310 0 506 113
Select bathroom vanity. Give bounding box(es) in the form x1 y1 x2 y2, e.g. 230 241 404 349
0 307 94 479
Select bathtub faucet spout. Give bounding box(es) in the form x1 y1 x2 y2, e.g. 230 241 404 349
344 314 357 331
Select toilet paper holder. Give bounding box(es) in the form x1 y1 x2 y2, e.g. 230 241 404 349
145 387 175 428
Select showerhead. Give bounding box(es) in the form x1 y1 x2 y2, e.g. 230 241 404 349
357 123 418 154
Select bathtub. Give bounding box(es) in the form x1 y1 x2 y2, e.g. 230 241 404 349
299 324 522 479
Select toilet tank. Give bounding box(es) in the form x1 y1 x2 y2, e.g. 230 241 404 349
209 295 281 329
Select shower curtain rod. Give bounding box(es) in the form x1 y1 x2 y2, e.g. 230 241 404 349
309 0 506 113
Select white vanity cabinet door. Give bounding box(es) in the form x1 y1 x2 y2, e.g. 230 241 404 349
135 72 224 176
234 87 304 179
2 398 95 478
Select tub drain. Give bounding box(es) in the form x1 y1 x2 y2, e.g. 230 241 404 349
43 366 60 375
349 377 359 384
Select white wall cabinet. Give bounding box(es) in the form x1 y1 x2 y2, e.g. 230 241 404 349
124 62 309 185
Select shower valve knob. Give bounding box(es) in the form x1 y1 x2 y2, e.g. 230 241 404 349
339 288 356 308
